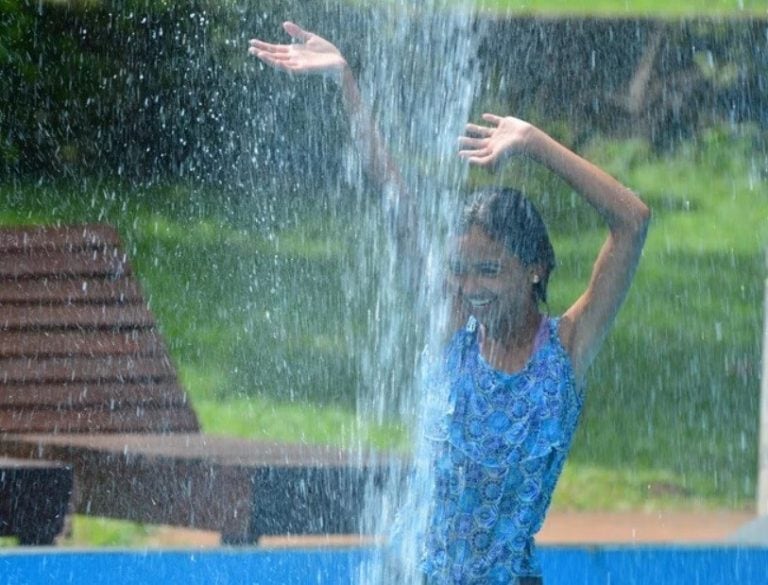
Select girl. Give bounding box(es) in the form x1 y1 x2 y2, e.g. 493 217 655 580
250 22 650 584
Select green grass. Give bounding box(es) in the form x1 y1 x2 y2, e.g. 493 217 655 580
474 0 767 16
348 0 768 17
194 396 405 449
554 464 724 511
0 125 765 546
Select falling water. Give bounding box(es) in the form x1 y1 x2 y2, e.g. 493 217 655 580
336 2 485 583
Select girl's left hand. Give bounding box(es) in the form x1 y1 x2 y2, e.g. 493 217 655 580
458 114 535 166
248 22 348 82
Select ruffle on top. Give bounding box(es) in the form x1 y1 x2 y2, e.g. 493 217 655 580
426 317 582 468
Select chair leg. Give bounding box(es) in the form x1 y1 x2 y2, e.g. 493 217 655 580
0 462 73 546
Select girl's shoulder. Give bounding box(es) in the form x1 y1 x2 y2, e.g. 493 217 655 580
553 313 575 351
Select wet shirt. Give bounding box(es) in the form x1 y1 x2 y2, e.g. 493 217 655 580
422 316 584 583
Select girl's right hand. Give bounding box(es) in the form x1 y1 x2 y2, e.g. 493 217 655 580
458 114 536 167
248 22 347 81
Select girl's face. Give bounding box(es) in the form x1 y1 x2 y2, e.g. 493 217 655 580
448 225 536 332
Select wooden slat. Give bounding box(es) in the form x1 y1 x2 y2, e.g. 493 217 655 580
0 330 165 358
0 224 121 253
0 356 176 383
0 305 155 330
0 457 70 470
0 407 200 434
0 382 190 408
0 278 143 304
0 248 130 279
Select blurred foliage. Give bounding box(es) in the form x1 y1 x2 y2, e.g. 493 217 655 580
474 18 768 153
0 0 353 200
1 3 767 182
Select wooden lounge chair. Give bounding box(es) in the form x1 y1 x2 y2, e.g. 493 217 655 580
0 224 377 544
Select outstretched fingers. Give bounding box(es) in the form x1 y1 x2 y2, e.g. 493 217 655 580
248 39 289 52
458 136 486 149
481 113 503 125
283 21 311 42
251 52 296 72
464 123 493 137
458 138 493 162
465 154 495 166
459 128 494 165
458 131 493 165
247 21 312 63
248 40 292 64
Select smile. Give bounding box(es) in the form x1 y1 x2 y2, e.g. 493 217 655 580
466 297 494 309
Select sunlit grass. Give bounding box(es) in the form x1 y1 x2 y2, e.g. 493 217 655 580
193 396 406 450
41 0 768 17
553 463 737 511
474 0 767 17
345 0 768 17
61 517 158 548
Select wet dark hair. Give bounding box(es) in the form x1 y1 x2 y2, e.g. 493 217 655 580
457 187 556 304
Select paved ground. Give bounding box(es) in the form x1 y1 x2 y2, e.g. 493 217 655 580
144 510 756 548
536 510 755 544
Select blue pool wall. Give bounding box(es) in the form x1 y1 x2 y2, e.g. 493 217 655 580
1 546 767 584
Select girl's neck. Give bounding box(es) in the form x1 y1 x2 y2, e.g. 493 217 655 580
479 307 543 374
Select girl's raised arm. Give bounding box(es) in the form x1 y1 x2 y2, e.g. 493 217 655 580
459 114 651 381
249 22 406 206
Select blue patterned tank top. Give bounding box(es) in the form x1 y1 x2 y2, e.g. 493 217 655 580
422 316 584 584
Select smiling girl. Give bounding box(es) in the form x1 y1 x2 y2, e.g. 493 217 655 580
250 22 650 584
